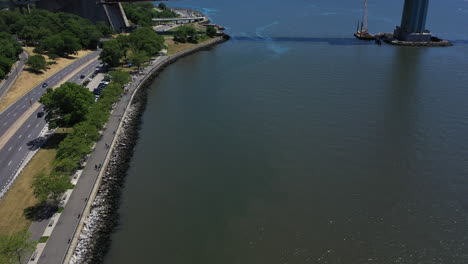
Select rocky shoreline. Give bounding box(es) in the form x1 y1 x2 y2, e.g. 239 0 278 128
69 36 228 263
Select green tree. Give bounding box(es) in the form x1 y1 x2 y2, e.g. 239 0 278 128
129 50 148 69
32 171 71 202
0 230 36 264
174 25 199 43
100 38 124 67
129 27 164 56
206 25 217 37
158 3 167 10
39 82 94 128
109 71 130 86
96 21 114 37
26 55 47 73
0 56 13 74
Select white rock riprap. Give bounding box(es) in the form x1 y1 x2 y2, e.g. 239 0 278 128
70 99 146 264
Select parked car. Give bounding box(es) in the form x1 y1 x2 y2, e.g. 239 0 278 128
80 75 85 79
42 82 48 88
37 111 44 118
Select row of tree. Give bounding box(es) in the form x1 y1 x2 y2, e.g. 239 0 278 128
0 32 22 79
173 25 217 44
100 27 165 67
0 9 112 58
34 71 130 205
123 2 178 27
0 73 130 264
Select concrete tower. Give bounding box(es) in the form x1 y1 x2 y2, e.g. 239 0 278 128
394 0 432 42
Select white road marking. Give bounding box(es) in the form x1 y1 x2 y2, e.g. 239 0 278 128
13 113 17 117
8 161 11 166
28 134 31 138
22 105 26 109
3 122 7 126
18 134 22 139
6 112 10 116
27 124 30 128
8 146 12 151
36 124 39 128
18 146 22 151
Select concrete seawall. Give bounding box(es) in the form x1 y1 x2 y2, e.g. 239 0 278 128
67 36 228 264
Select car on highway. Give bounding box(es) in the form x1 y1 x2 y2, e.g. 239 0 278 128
80 75 86 79
37 111 44 118
42 82 48 88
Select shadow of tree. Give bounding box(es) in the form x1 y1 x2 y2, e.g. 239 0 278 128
24 202 58 221
26 133 68 151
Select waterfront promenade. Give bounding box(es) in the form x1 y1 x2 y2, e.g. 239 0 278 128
32 36 226 264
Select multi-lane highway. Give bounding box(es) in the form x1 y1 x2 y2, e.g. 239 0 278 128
0 51 102 198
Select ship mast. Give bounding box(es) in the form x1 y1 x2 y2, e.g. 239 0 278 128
362 0 368 32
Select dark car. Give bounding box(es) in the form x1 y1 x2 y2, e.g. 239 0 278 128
37 112 45 118
42 83 48 88
80 75 85 79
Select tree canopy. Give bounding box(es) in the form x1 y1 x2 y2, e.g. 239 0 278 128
123 2 178 27
0 9 103 57
100 27 164 67
0 230 36 264
206 25 217 37
174 25 201 43
0 32 22 80
32 171 71 202
26 55 47 73
39 82 95 128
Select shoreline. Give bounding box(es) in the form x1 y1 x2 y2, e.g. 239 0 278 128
68 36 228 263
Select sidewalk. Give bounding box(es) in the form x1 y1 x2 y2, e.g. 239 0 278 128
0 52 28 100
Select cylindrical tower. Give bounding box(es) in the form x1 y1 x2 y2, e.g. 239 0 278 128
400 0 429 33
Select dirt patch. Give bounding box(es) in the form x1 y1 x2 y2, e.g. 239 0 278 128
165 36 212 55
0 48 93 113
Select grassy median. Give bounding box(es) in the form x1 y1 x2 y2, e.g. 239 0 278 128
0 133 65 235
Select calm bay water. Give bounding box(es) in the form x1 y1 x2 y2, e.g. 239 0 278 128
104 0 468 263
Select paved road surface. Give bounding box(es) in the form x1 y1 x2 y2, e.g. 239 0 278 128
0 52 28 100
0 51 100 138
0 53 101 197
37 56 168 264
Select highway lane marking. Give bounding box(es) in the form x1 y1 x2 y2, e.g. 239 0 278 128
3 122 7 126
36 124 39 128
6 112 10 116
18 134 22 139
13 113 16 117
28 134 31 138
18 146 22 151
7 161 11 166
22 105 26 109
8 146 12 151
27 124 30 128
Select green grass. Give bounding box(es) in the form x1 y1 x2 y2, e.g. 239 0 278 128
38 236 49 243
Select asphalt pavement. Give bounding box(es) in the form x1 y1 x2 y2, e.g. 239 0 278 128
0 51 100 138
0 51 101 198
